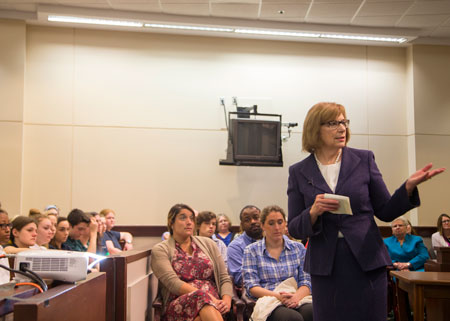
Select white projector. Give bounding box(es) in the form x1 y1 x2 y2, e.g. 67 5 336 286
14 250 89 282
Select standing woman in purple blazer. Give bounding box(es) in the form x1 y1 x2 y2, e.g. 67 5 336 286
287 102 445 321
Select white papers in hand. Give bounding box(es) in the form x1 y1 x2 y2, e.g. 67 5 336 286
323 193 353 215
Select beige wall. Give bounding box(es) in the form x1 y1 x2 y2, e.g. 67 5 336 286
0 20 25 217
1 19 448 226
412 45 450 225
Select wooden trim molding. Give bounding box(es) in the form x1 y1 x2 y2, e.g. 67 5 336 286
114 225 437 238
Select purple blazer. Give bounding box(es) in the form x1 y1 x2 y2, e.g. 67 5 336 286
287 147 420 276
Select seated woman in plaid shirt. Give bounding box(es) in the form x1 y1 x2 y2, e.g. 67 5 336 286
242 205 313 321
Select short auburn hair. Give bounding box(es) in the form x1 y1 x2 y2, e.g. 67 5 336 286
302 102 350 153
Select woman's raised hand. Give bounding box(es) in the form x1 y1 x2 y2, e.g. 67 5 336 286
405 163 445 195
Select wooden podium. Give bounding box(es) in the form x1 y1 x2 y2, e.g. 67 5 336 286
425 247 450 272
391 271 450 321
0 272 106 321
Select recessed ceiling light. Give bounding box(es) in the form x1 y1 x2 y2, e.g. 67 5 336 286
321 34 407 44
48 15 143 27
46 15 409 44
234 29 320 38
144 23 233 33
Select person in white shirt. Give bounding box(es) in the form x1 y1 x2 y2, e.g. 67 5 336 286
431 213 450 249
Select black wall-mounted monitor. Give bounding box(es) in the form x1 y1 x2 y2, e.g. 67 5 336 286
220 112 283 167
232 119 281 162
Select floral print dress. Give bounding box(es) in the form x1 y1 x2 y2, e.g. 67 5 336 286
164 240 220 321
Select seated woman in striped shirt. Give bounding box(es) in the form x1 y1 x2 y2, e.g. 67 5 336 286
242 205 313 321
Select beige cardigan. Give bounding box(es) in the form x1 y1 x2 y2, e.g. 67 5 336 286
150 236 233 310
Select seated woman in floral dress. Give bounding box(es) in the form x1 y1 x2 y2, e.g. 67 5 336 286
151 204 233 321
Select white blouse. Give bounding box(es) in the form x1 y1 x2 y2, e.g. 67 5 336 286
315 153 344 237
315 155 342 193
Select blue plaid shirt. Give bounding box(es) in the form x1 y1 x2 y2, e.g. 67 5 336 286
242 235 311 300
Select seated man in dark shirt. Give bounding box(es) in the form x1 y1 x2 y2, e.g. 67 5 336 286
63 208 98 254
100 209 133 254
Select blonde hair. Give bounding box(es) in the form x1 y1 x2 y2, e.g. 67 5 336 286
302 102 350 153
216 213 232 233
99 208 115 217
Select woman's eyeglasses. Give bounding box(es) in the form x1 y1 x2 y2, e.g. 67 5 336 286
442 220 450 225
322 119 350 130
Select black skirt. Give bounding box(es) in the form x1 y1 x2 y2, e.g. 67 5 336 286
311 238 387 321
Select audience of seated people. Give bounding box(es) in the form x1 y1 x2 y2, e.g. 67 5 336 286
151 203 233 321
63 208 98 254
384 216 429 271
196 211 228 265
49 216 70 250
215 213 235 247
432 213 450 249
32 214 55 249
227 205 262 286
100 209 133 254
242 205 313 321
4 216 37 254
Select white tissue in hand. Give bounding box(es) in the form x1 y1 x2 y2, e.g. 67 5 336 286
324 194 353 215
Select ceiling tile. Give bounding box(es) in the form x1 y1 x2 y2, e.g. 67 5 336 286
306 16 353 24
262 0 311 3
259 16 305 22
109 0 159 3
313 0 361 3
110 3 161 12
357 1 413 17
0 3 37 11
397 14 450 28
162 3 210 15
417 27 436 37
365 0 412 2
211 3 259 19
407 1 450 15
308 3 361 18
352 15 401 27
62 3 111 9
260 3 309 18
430 26 450 37
56 0 108 4
210 0 259 4
160 0 208 4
